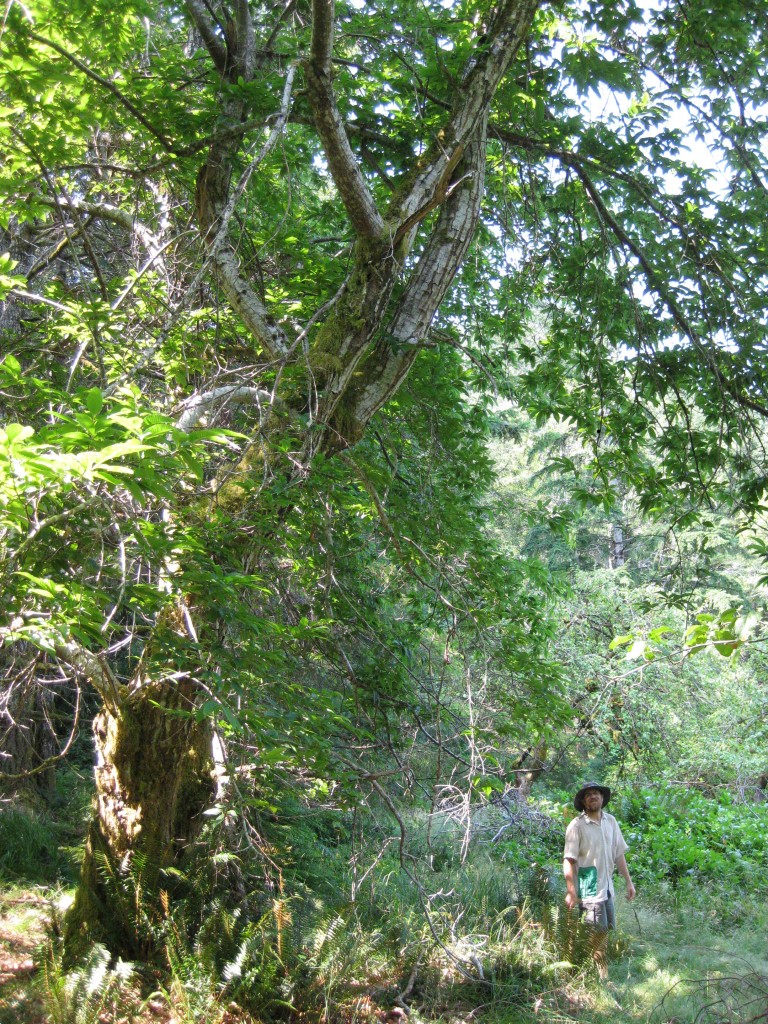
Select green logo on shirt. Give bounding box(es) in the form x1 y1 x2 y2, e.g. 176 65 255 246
578 866 598 899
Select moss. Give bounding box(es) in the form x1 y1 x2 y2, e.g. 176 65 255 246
214 479 247 510
309 237 397 386
211 440 269 511
326 397 366 449
308 344 345 376
64 681 214 962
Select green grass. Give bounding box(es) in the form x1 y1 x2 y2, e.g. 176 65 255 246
0 809 63 883
486 894 768 1024
0 765 91 887
611 898 768 1024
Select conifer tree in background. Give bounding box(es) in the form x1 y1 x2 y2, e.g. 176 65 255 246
1 0 768 956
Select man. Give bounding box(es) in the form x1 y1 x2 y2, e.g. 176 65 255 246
563 782 636 977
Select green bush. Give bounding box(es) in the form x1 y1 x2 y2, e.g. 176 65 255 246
614 785 768 900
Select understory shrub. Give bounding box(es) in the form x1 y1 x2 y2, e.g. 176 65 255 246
614 786 768 902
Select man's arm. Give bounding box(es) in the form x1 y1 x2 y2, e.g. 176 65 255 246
563 856 579 910
615 852 636 901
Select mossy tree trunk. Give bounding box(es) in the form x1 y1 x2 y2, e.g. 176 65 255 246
64 679 213 959
61 613 214 960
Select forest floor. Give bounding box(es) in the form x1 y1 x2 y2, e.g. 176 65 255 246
521 895 768 1024
2 887 767 1024
0 887 49 1024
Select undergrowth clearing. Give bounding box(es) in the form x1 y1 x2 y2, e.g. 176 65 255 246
1 879 767 1023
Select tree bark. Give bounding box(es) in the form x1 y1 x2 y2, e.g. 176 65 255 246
64 677 213 958
514 741 547 801
0 672 58 806
62 608 214 959
609 524 626 568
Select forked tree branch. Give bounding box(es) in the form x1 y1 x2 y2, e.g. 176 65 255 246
340 117 489 432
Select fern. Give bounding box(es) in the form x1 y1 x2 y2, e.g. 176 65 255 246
93 849 168 959
215 896 387 1019
41 941 136 1024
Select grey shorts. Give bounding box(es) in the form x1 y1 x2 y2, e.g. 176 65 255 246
579 896 615 932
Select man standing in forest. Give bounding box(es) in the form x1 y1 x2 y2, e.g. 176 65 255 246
563 782 636 978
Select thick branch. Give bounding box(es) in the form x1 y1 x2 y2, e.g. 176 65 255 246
234 0 256 79
322 118 488 442
54 640 126 706
176 385 277 432
37 196 166 265
184 0 228 74
208 248 290 358
305 0 385 239
391 0 539 226
195 67 296 359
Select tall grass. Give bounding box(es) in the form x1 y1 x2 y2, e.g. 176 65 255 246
0 808 68 883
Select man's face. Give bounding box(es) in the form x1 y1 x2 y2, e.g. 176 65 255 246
583 788 603 811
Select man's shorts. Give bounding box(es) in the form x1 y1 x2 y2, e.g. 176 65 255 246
579 896 615 932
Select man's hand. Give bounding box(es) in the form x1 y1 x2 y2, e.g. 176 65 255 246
563 857 579 911
615 853 635 902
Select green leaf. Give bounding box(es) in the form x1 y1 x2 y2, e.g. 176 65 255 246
609 633 634 650
85 388 104 415
2 423 35 444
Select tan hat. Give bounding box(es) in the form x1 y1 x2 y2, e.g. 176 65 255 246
574 782 611 811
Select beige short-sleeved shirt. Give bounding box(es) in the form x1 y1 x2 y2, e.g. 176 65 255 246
563 811 628 903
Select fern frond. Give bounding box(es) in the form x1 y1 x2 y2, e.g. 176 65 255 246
41 941 136 1024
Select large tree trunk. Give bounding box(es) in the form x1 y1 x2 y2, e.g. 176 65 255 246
63 625 214 959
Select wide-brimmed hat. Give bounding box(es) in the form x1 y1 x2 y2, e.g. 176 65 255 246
573 781 611 811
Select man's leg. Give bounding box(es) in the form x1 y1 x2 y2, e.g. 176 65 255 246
581 900 612 979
